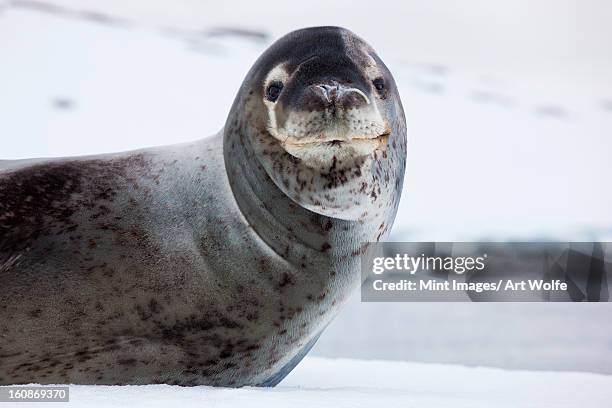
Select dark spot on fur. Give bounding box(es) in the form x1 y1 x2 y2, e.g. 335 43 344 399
277 272 294 289
0 155 152 254
148 298 161 314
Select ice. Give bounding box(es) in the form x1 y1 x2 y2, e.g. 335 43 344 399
7 357 612 407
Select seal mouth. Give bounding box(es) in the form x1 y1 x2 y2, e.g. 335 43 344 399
278 132 390 166
279 132 390 150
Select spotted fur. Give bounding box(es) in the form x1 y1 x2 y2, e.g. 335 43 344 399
0 26 406 387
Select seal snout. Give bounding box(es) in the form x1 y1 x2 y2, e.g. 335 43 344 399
274 77 387 150
311 82 370 110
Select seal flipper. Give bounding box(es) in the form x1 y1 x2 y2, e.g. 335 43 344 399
258 330 322 387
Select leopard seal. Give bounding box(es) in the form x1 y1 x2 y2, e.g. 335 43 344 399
0 26 406 387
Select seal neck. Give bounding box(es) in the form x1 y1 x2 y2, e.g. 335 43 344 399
222 96 404 275
223 121 345 265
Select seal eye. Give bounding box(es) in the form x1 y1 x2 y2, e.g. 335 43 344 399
373 77 385 92
266 82 283 102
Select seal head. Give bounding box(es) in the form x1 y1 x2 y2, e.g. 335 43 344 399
226 26 406 221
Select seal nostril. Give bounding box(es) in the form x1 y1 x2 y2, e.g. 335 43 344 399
312 83 370 108
316 84 338 103
343 88 370 105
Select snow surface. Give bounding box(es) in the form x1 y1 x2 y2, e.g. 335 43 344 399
6 357 612 407
2 0 612 240
1 1 612 402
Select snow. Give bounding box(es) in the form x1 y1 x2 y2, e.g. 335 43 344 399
7 357 612 407
1 1 612 403
2 1 611 240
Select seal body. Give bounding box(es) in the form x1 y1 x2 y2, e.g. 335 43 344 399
0 26 406 386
